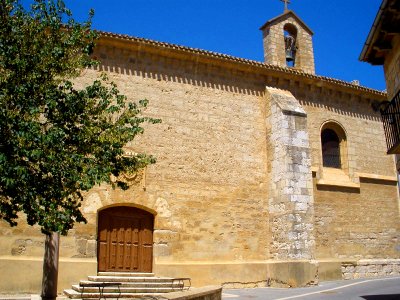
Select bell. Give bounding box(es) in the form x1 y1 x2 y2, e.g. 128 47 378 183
286 49 294 62
284 35 296 63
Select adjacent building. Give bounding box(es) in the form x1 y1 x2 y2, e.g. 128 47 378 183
360 0 400 154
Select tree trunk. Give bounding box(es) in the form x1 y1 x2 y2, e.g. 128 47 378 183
41 232 60 300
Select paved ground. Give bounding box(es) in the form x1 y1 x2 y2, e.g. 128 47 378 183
222 276 400 300
1 277 400 300
0 295 67 300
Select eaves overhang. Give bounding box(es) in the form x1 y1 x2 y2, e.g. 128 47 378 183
360 0 400 65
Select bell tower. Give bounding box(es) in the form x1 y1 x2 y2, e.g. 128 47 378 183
260 2 315 74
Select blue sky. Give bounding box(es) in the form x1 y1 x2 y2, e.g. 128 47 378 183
63 0 385 91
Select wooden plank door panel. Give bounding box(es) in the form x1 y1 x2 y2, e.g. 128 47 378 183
123 223 132 271
97 215 109 272
140 217 153 272
116 223 125 270
130 221 140 271
109 226 118 270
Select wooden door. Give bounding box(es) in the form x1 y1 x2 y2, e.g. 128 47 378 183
97 207 154 272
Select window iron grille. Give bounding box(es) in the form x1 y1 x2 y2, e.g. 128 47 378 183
381 90 400 154
322 129 341 169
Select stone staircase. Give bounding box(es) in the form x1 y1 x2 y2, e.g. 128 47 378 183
64 272 187 299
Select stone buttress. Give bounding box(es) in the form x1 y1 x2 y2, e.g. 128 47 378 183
266 87 315 260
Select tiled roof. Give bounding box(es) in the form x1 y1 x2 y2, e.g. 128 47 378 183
98 30 386 97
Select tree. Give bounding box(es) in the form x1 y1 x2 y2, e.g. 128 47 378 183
0 1 160 299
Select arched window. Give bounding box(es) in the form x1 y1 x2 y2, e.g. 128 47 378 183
321 122 347 170
321 129 341 168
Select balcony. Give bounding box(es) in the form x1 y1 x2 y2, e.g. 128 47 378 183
381 90 400 154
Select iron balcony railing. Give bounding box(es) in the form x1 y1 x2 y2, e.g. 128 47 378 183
381 89 400 154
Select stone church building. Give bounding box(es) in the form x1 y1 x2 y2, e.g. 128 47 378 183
1 7 400 293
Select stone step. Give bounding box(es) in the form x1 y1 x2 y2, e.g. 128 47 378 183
78 280 183 288
72 284 180 293
87 275 174 282
97 272 155 277
64 289 163 299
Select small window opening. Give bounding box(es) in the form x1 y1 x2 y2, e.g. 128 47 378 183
321 128 341 168
284 24 297 67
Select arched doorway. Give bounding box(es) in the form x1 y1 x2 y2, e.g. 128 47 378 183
97 206 154 272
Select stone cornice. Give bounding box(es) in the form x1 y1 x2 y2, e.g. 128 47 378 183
95 31 387 100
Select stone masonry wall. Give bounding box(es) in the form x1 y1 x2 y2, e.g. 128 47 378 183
0 39 272 264
266 87 315 260
384 35 400 99
296 85 395 178
292 84 400 260
88 42 271 263
342 260 400 280
313 179 400 259
0 35 397 271
262 14 315 74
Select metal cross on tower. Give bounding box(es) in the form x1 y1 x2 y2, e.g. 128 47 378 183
280 0 291 12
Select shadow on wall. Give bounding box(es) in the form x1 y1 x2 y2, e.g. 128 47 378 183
362 295 400 300
299 96 380 123
360 177 398 186
314 183 360 194
94 45 266 98
93 42 381 122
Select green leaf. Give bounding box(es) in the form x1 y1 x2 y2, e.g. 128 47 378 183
0 0 161 235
